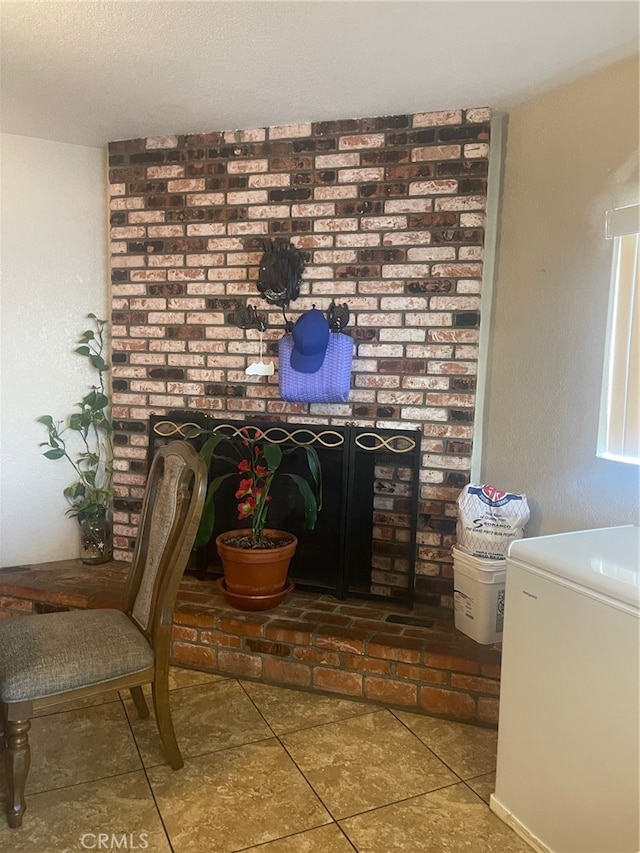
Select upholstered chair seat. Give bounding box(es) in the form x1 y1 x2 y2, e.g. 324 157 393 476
0 609 154 703
0 441 206 829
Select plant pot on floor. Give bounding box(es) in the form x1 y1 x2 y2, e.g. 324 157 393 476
215 528 297 611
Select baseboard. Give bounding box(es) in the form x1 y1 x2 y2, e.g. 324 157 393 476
489 794 552 853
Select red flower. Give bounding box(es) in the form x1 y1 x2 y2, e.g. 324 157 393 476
237 497 256 519
237 459 251 472
235 478 254 499
254 464 269 477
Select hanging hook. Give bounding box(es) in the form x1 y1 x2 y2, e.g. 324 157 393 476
282 303 294 334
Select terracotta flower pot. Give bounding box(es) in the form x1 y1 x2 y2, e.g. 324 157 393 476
215 529 297 609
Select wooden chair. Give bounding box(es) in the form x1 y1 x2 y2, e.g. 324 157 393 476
0 440 206 828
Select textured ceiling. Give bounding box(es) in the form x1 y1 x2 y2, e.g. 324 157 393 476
1 1 638 148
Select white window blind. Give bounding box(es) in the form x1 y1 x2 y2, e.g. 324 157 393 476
597 203 640 465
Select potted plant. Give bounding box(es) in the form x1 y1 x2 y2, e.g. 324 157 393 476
38 314 114 564
193 425 322 610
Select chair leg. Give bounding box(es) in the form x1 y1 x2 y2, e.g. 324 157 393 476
5 718 31 828
129 686 150 719
151 677 183 770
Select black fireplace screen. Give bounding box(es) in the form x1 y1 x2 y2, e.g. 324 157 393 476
148 413 421 606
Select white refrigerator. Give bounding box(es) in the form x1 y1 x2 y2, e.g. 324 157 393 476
491 525 640 853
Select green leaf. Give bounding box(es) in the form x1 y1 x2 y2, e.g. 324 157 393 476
69 413 84 430
43 448 65 460
282 472 318 530
79 331 95 342
37 415 54 426
89 354 107 371
75 345 91 356
93 393 109 410
263 442 282 473
193 471 235 549
73 497 93 513
198 433 229 470
193 487 217 549
283 445 322 510
64 483 85 500
302 445 322 510
87 312 97 320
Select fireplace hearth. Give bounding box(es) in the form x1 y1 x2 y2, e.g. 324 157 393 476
149 413 421 606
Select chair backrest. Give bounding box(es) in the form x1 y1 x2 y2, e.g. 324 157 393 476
126 441 206 647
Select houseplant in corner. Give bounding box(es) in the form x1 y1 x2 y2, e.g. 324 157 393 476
38 314 114 564
193 425 322 610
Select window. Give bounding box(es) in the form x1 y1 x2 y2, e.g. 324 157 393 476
597 203 640 465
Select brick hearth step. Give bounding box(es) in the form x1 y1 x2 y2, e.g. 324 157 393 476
0 560 501 726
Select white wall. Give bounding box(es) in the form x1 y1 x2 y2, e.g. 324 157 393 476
482 55 640 535
0 134 107 565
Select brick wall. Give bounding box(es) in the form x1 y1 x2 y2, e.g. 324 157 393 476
108 108 491 608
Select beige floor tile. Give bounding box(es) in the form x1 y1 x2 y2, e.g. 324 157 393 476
281 710 457 820
23 702 141 795
124 678 272 767
467 771 496 804
243 823 356 852
340 782 533 852
0 770 170 850
242 679 372 734
147 738 331 853
1 676 515 853
395 709 497 779
166 665 228 690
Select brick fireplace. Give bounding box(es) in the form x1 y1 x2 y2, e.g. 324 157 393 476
108 107 491 609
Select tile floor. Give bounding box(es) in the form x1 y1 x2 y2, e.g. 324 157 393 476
0 667 531 853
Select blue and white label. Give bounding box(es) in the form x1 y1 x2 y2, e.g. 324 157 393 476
468 484 524 508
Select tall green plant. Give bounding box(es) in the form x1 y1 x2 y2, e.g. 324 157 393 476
38 314 113 519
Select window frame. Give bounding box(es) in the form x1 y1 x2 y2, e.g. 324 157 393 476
597 203 640 466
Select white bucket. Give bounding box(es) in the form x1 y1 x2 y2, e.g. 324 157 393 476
453 547 506 644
